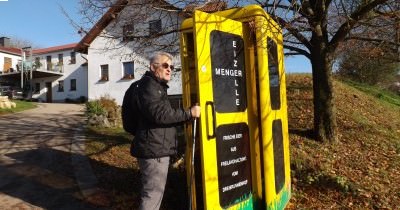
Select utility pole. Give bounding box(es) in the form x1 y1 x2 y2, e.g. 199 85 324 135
20 49 24 89
21 46 32 99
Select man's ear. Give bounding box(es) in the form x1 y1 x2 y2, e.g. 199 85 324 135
150 63 155 71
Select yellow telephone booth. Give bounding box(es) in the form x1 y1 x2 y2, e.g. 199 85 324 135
180 5 291 210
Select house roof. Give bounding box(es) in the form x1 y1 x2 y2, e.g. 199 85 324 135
74 0 180 54
33 43 78 55
0 46 21 56
75 0 129 54
182 1 227 16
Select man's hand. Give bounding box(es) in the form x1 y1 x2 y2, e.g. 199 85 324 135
190 105 201 118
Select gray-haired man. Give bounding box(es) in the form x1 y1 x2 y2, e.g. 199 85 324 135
130 51 200 210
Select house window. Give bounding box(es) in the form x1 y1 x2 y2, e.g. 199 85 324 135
46 56 52 70
123 61 134 79
58 80 64 92
34 57 41 69
70 79 76 91
122 23 134 41
149 19 161 36
35 83 40 93
58 53 63 65
70 51 76 64
100 65 109 81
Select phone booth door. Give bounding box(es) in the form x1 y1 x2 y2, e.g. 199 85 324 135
193 10 253 210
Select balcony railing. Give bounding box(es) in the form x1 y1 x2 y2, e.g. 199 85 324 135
1 62 64 77
40 62 64 73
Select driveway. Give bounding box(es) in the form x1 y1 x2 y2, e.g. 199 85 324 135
0 103 104 210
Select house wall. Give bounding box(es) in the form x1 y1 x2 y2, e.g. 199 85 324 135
86 6 183 105
0 51 21 73
31 49 88 102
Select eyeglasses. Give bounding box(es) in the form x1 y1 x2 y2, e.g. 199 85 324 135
154 63 174 71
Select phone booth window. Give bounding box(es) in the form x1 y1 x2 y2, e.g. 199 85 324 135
267 38 281 110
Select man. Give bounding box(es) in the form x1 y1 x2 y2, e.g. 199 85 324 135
131 51 201 210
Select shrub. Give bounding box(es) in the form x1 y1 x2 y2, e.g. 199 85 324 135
85 100 106 118
98 95 118 120
65 98 73 103
79 96 88 103
85 95 121 127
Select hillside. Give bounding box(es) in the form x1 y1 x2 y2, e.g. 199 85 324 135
286 74 400 209
85 74 400 209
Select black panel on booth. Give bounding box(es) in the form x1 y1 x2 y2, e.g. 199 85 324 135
216 123 252 208
273 119 285 194
210 30 247 113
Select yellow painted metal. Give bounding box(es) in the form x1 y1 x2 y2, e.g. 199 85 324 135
253 14 291 209
180 31 199 210
180 4 291 210
193 10 251 210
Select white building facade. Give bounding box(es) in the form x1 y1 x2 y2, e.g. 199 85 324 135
75 0 183 105
0 42 88 103
0 37 21 75
30 44 88 102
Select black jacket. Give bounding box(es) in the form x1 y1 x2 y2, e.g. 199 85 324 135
131 71 192 158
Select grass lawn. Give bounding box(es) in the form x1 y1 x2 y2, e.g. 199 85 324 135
0 100 37 115
85 74 400 209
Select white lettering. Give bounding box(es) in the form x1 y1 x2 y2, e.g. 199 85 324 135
214 68 243 77
230 146 237 152
233 41 236 48
235 80 238 86
235 89 239 96
223 133 243 141
232 171 238 176
220 156 247 167
222 180 248 192
236 98 240 106
223 134 236 140
234 59 238 67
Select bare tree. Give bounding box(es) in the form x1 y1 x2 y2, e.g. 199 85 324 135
248 0 399 142
0 35 38 48
71 0 399 142
336 5 400 86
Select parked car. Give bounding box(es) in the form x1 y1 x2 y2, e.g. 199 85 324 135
0 86 9 96
0 86 24 99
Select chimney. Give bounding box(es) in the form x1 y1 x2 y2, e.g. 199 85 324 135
0 37 11 47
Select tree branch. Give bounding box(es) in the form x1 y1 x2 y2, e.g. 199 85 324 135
284 44 311 59
346 36 399 46
264 4 297 13
329 0 389 50
275 16 313 50
284 52 304 56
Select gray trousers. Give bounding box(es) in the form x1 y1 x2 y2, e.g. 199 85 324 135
137 156 170 210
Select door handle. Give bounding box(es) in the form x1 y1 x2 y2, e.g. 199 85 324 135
206 101 216 139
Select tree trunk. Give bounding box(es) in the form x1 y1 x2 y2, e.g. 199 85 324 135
310 48 338 143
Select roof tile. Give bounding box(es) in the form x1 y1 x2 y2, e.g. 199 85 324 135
0 46 21 56
33 43 78 55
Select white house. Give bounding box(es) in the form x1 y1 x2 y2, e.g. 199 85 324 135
74 0 184 105
0 37 21 76
1 1 225 104
30 43 88 102
0 40 88 102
